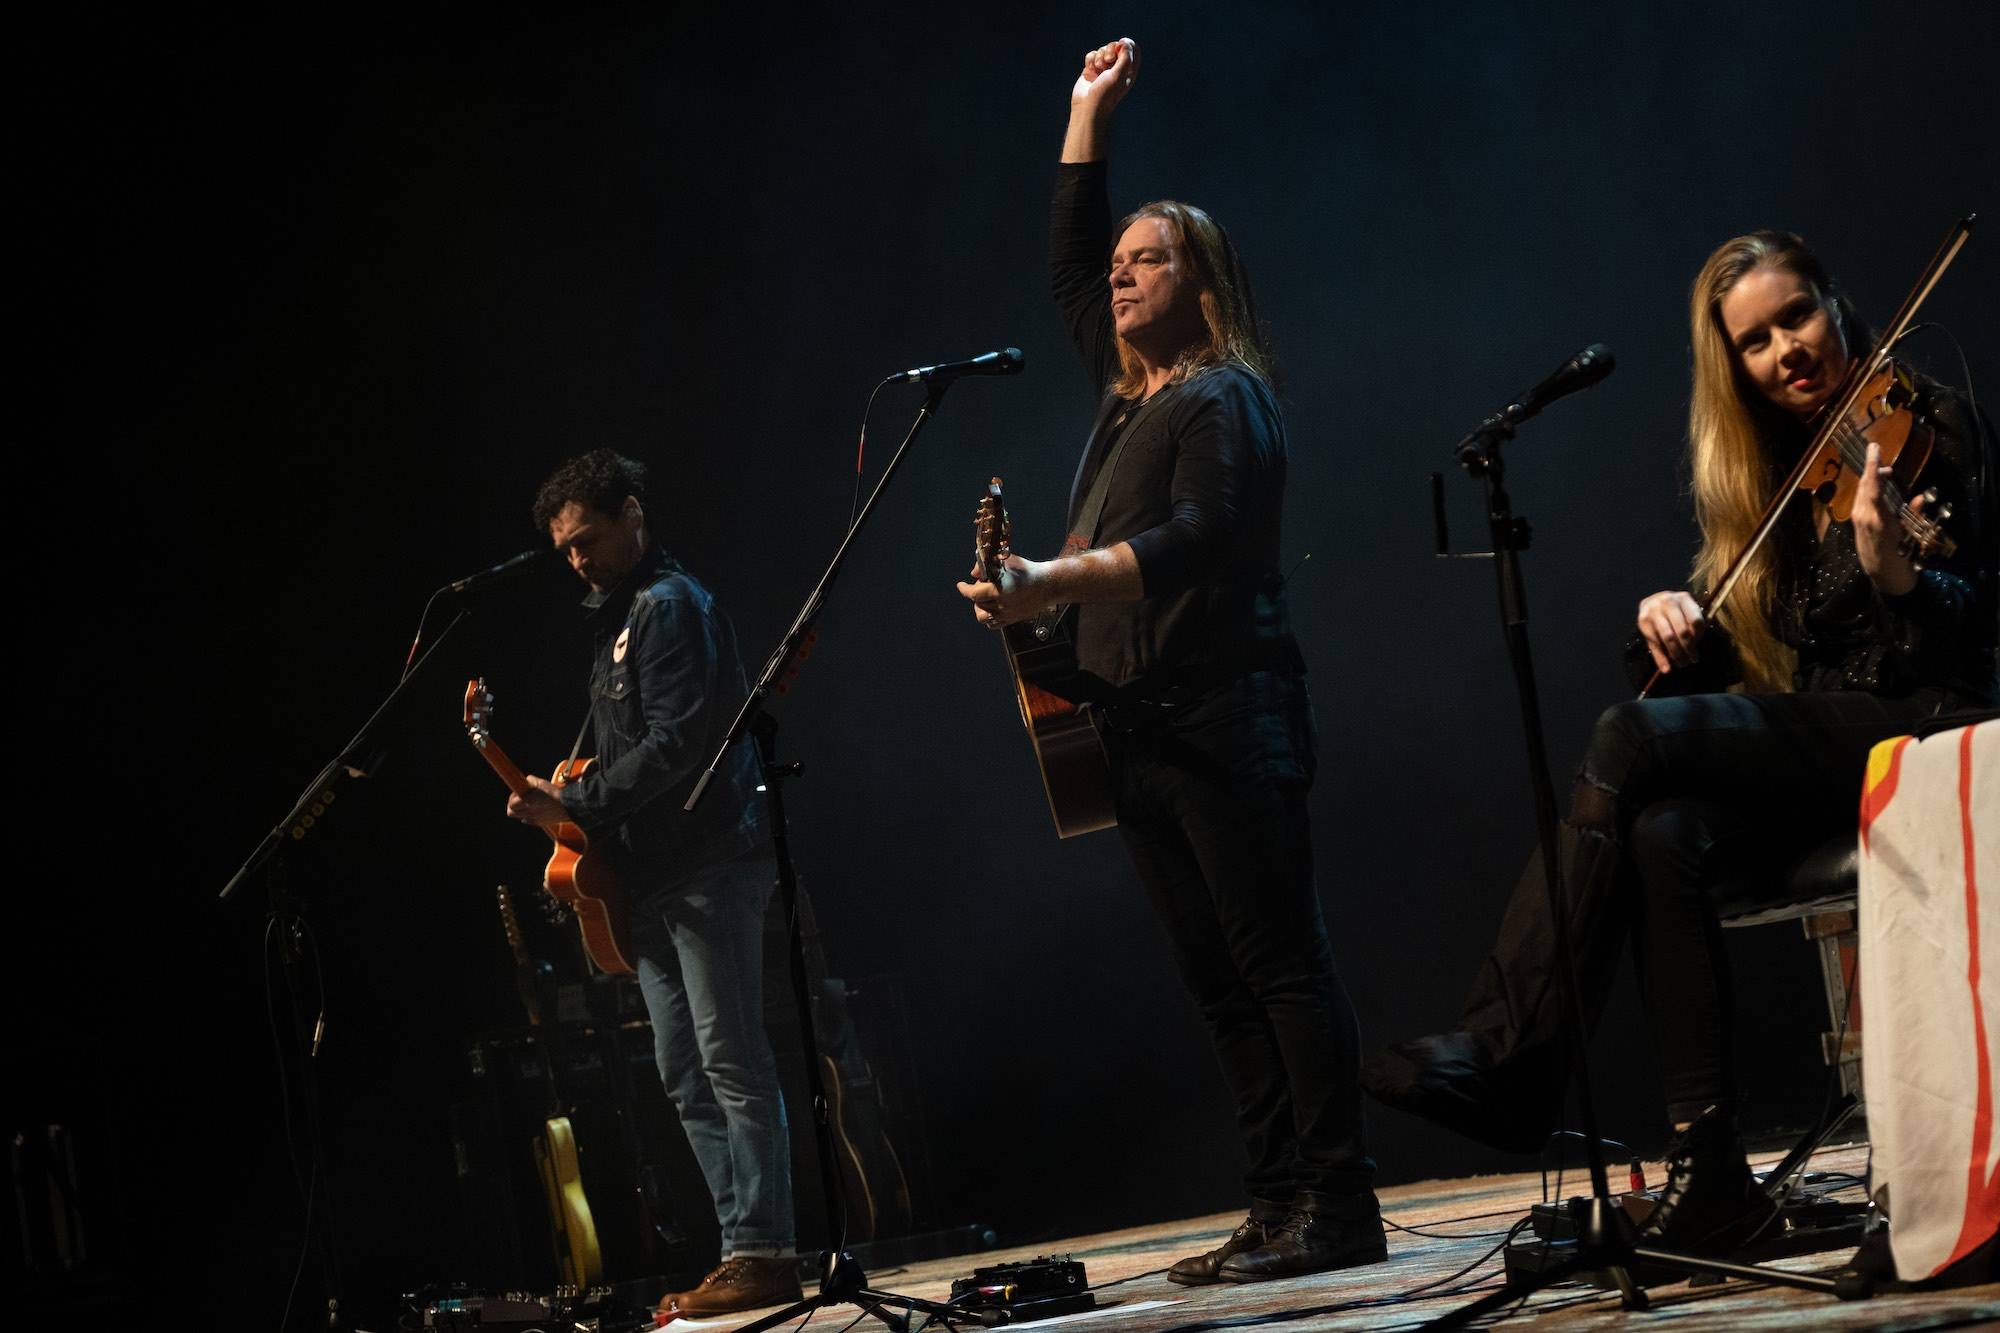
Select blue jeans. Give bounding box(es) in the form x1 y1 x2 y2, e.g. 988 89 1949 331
632 854 794 1258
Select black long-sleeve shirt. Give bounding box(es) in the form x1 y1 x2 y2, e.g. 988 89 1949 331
1049 161 1298 694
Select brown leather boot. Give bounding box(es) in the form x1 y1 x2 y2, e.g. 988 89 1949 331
1167 1216 1274 1286
669 1256 804 1316
1216 1192 1388 1282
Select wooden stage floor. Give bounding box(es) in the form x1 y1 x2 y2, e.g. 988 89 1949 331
663 1144 1998 1333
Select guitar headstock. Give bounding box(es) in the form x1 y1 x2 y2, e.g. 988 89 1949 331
496 884 529 961
464 678 496 744
974 476 1012 583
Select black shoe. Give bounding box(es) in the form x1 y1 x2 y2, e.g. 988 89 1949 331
1361 1032 1563 1154
1638 1107 1776 1259
1215 1193 1388 1282
1844 1221 1997 1292
1167 1215 1273 1286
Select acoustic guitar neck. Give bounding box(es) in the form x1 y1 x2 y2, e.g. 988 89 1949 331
463 678 534 797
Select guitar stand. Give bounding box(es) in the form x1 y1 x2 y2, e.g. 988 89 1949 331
1422 418 1875 1327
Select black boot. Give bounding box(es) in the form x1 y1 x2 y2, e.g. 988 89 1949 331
1639 1106 1775 1258
1166 1215 1274 1286
1215 1192 1388 1282
1361 1032 1566 1154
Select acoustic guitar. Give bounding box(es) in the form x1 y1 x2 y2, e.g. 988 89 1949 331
973 478 1117 838
464 679 636 975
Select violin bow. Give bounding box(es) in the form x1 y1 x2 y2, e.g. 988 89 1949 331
1638 213 1976 700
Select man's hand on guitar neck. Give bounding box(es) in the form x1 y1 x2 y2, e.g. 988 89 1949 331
507 775 570 830
956 541 1143 627
959 554 1050 628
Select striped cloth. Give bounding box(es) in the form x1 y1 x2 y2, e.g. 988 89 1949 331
1860 718 1999 1279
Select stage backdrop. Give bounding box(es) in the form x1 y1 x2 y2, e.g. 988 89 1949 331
14 2 1996 1325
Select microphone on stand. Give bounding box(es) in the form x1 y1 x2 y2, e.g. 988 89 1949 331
886 347 1025 383
1501 343 1616 427
1456 343 1616 471
447 547 554 593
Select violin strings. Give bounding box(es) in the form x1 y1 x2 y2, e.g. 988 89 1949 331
1828 418 1931 537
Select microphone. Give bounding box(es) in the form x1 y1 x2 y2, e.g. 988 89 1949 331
1501 343 1615 427
887 347 1025 383
448 547 552 593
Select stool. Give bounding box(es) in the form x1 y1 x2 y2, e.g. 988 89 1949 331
1716 833 1863 1104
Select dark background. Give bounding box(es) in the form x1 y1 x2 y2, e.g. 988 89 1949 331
14 2 1997 1327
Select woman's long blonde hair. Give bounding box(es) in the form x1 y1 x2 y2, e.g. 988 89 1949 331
1110 200 1272 400
1687 230 1868 692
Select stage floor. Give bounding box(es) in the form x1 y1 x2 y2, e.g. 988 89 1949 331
663 1144 1997 1332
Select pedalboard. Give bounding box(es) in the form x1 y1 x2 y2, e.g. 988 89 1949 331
948 1256 1095 1323
404 1283 650 1331
1503 1174 1871 1288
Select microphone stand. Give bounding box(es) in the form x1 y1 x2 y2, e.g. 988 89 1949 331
688 378 998 1333
1423 415 1872 1326
215 604 474 1333
221 609 470 902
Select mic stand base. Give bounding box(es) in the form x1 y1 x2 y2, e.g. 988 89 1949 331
735 721 974 1333
1429 1193 1872 1329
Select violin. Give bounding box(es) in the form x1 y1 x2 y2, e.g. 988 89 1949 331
1794 355 1954 560
1639 214 1976 700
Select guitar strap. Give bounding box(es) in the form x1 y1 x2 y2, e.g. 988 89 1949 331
563 706 592 777
563 667 601 778
1069 381 1183 548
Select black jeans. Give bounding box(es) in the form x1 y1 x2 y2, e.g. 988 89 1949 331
1461 686 1952 1128
1103 672 1374 1212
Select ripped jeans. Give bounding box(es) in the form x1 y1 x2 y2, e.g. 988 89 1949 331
1458 686 1952 1128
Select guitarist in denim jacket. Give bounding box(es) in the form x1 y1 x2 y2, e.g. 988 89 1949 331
511 449 800 1316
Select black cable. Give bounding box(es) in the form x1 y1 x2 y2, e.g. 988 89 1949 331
828 1305 874 1333
402 585 450 681
266 903 341 1332
1130 1216 1535 1333
1085 1265 1171 1291
1382 1216 1521 1241
266 916 314 1333
848 379 894 535
1540 1130 1635 1205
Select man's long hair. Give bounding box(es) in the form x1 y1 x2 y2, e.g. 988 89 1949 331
1686 229 1869 693
1110 200 1273 400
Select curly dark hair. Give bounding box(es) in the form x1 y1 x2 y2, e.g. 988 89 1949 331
531 449 649 533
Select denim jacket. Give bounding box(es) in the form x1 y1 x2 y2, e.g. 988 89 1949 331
558 546 766 898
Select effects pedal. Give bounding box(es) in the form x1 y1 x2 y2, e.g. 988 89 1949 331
948 1256 1095 1323
405 1283 651 1331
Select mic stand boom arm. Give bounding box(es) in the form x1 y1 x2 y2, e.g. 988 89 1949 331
219 608 471 901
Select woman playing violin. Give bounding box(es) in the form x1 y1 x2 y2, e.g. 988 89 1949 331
1367 229 1997 1258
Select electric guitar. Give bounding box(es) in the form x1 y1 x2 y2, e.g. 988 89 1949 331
464 679 636 975
973 478 1117 838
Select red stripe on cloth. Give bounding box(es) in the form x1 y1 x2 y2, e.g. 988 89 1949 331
1859 736 1912 854
1946 725 1998 1272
